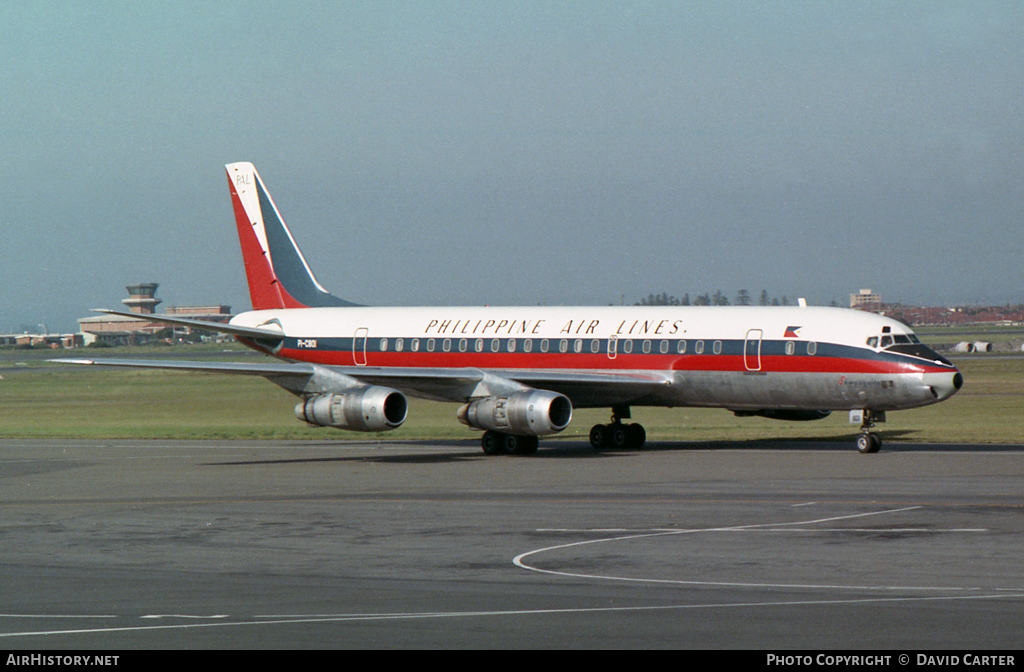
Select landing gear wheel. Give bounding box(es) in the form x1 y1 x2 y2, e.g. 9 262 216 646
516 435 539 456
502 433 521 455
481 431 539 456
855 409 883 454
590 422 647 450
856 432 881 454
626 423 646 449
481 430 503 455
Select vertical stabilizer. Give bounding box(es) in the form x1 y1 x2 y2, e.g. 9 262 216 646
225 162 357 310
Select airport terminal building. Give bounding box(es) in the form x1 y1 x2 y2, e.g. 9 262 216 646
77 283 232 346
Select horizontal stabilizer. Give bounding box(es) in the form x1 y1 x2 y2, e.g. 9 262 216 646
92 309 285 341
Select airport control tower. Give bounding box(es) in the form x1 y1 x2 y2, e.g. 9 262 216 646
122 283 162 314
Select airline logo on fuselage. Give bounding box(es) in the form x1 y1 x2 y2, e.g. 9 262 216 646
785 326 802 338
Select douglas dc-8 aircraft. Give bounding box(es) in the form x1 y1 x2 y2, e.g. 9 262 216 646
67 162 963 454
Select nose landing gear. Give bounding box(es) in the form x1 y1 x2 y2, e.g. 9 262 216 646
856 409 884 453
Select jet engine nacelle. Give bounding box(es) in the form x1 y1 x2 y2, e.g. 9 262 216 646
457 390 573 436
295 386 408 431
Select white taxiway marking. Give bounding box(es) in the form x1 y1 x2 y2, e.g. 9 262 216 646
3 594 1024 639
515 507 996 591
0 614 116 619
139 615 229 620
537 527 987 534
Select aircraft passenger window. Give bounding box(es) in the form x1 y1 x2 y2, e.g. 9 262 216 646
866 337 878 348
427 338 435 352
591 339 600 353
475 339 484 352
623 340 633 354
380 338 388 352
524 339 533 353
695 340 704 354
459 339 468 352
395 338 403 352
713 340 722 355
786 341 796 355
411 338 419 352
559 340 568 353
677 340 687 354
540 339 549 353
442 339 451 352
660 340 669 354
880 335 893 348
491 338 500 352
807 341 817 356
508 339 516 353
642 340 651 354
574 339 583 353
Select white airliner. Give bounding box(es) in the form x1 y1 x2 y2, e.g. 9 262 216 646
67 162 963 454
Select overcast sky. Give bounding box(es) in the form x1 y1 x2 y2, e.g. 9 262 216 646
2 1 1021 332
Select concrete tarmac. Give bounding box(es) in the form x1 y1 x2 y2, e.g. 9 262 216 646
1 438 1023 649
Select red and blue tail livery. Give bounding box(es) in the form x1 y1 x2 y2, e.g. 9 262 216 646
66 162 963 455
227 162 357 310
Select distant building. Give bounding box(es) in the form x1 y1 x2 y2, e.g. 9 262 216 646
850 288 882 311
78 283 232 346
0 332 82 348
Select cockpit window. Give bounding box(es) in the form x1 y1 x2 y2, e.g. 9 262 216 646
873 333 921 350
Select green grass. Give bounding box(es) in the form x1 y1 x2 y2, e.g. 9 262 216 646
2 348 1021 444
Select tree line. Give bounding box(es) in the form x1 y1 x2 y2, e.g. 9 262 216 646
634 290 792 307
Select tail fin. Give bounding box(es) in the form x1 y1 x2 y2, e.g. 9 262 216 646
225 162 357 310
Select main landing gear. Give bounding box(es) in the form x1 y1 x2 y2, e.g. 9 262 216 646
480 430 539 456
856 409 883 454
589 406 646 450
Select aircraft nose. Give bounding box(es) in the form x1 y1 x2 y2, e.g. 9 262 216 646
930 370 963 401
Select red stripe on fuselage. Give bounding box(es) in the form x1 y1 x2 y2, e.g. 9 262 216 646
275 348 950 376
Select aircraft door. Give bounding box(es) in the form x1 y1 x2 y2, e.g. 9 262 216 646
353 327 368 366
744 329 763 372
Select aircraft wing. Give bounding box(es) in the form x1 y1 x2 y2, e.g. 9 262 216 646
306 365 670 406
55 358 669 407
57 358 309 375
489 368 672 407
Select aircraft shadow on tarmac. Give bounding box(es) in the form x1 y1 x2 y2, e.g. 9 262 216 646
202 434 1024 466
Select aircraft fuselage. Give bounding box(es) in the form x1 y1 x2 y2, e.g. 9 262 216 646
231 304 962 412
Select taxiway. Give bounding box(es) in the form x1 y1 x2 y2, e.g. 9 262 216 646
1 438 1022 649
